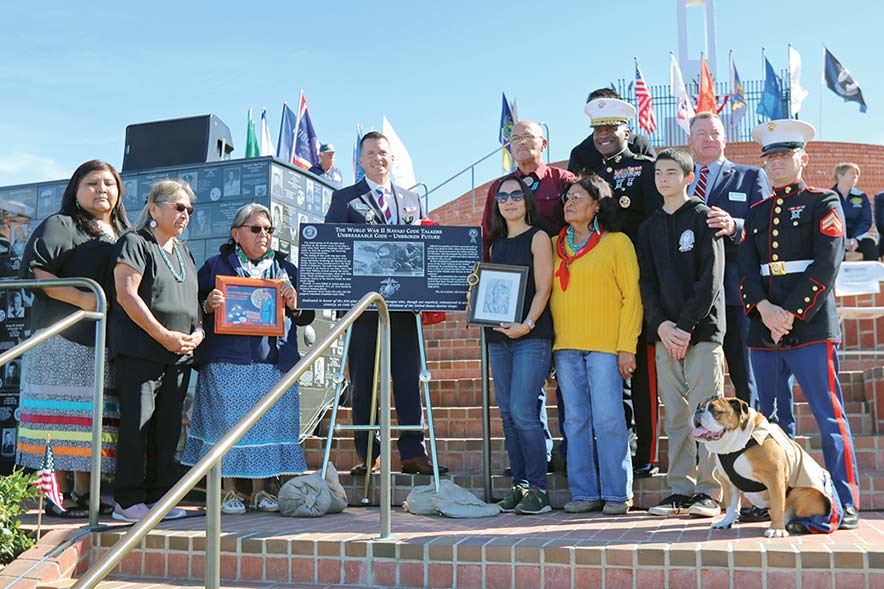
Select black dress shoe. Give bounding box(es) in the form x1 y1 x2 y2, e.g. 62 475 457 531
739 506 770 522
400 456 448 475
785 521 810 535
839 505 860 530
350 458 380 476
633 463 658 478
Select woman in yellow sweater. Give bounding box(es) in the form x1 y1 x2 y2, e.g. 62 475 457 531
550 174 643 516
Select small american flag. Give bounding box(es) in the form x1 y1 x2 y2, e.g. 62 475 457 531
634 60 657 134
33 439 65 512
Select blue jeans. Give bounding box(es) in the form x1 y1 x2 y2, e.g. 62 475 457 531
489 338 552 490
554 349 632 502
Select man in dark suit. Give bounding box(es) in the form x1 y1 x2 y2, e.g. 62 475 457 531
689 111 770 411
324 131 446 476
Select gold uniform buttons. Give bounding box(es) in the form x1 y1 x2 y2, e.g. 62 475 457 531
773 218 780 225
793 221 799 226
772 254 779 261
606 167 613 173
772 230 779 236
797 308 803 313
776 198 784 205
775 207 782 213
772 242 779 249
812 285 819 291
785 186 792 194
804 297 811 303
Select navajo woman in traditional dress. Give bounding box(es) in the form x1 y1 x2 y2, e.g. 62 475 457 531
18 160 130 517
110 180 203 522
182 203 313 514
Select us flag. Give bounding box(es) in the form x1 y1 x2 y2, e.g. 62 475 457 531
33 439 65 512
634 60 657 134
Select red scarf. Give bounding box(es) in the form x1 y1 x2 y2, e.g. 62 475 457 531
555 226 602 291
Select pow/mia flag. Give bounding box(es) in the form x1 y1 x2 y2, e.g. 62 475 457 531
823 48 867 113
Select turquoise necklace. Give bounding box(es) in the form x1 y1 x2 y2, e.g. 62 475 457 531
159 243 186 282
566 218 600 251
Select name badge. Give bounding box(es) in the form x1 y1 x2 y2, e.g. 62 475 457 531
728 192 747 202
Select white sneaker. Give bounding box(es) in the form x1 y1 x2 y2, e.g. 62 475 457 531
221 490 246 515
112 502 150 522
249 491 279 513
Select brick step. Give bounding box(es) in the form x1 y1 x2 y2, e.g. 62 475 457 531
318 399 874 441
303 432 884 474
331 468 884 511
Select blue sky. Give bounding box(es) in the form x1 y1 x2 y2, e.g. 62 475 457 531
1 0 880 210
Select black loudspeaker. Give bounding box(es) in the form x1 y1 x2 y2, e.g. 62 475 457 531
122 114 234 172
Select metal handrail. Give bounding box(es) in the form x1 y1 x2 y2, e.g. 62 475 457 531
0 278 107 526
73 292 392 589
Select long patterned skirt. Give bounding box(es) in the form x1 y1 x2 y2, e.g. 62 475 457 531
181 362 306 478
16 333 118 472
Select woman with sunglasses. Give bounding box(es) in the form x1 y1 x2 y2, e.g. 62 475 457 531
182 203 314 515
484 175 555 515
109 179 203 522
550 174 642 516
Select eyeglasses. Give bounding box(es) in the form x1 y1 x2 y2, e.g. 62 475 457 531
164 202 194 215
561 191 591 204
495 191 525 203
509 134 540 144
241 225 275 234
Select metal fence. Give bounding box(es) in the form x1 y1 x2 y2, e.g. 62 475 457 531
615 72 792 148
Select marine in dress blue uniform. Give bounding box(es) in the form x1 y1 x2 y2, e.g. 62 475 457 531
738 119 860 529
585 98 664 478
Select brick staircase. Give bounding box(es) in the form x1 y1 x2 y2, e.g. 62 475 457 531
305 309 884 512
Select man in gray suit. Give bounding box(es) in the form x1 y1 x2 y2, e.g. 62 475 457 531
325 131 446 476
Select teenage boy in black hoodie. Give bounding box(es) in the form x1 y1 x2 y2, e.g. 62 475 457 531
637 148 726 518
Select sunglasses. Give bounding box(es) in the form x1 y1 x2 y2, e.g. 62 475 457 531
241 225 275 234
495 190 525 203
164 202 194 215
561 191 591 204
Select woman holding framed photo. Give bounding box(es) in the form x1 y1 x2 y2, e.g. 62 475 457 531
482 175 554 516
182 203 314 515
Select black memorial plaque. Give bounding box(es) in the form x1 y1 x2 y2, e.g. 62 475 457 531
297 223 481 311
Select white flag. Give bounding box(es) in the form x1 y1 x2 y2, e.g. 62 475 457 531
670 53 695 136
381 116 417 189
789 46 809 115
259 108 274 157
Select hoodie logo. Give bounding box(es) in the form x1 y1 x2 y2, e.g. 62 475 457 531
678 229 695 252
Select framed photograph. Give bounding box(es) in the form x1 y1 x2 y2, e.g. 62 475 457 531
465 263 529 327
214 275 285 336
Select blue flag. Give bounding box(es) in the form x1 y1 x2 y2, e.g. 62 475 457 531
276 103 297 163
352 123 365 184
293 92 320 169
757 57 785 120
499 93 516 173
824 48 867 113
729 52 748 131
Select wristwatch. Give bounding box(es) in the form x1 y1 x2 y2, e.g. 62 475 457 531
524 318 535 331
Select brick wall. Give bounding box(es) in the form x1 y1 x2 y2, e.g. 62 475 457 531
430 141 884 225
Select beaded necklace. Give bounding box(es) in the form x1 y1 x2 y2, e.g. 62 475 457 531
159 243 186 282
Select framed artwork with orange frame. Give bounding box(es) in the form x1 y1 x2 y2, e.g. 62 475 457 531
214 275 285 336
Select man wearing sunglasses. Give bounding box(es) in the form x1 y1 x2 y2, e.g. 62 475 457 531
325 132 447 477
582 97 664 481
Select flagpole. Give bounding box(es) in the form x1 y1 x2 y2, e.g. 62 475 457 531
819 46 825 139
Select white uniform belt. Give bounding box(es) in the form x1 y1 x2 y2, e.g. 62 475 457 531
760 259 812 276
